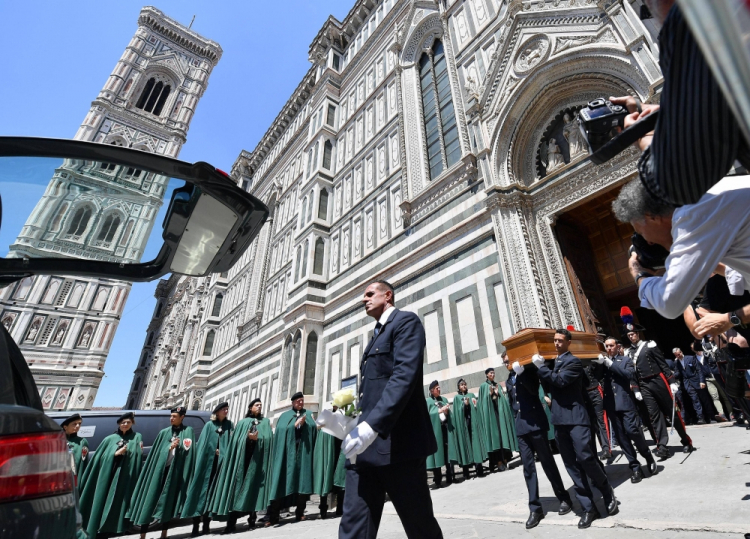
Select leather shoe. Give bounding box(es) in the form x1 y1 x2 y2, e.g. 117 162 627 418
606 494 619 516
654 447 671 460
558 500 573 516
683 445 694 454
648 460 658 476
630 467 643 484
526 511 544 529
578 511 597 529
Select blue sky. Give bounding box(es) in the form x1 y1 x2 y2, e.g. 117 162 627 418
0 0 352 407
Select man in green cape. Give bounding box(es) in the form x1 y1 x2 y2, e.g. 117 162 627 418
265 391 317 526
477 366 518 472
452 379 487 480
425 380 456 488
61 413 89 492
210 398 273 533
79 412 142 538
128 406 196 539
182 402 233 536
312 413 345 519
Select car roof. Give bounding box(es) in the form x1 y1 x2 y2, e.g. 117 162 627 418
46 409 211 418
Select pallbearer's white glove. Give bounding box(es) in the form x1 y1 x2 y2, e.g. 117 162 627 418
512 361 524 375
634 391 643 401
531 354 544 368
343 421 377 462
603 356 613 368
670 383 679 395
594 354 606 364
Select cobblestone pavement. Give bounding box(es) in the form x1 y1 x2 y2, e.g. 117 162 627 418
123 422 750 538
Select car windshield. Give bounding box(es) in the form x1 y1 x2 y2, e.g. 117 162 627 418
0 156 183 264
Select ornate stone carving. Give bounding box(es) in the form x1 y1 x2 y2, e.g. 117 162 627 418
514 35 550 74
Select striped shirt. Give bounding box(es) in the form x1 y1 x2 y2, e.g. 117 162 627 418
639 5 750 207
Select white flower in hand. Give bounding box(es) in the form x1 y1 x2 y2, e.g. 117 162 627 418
332 388 356 409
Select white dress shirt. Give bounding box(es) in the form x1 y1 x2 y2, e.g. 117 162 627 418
377 305 395 327
639 176 750 319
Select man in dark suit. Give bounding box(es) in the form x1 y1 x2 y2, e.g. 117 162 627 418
533 329 618 529
595 337 657 483
673 347 706 424
339 281 442 539
503 355 572 529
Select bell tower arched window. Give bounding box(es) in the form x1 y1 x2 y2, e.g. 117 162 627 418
322 140 333 170
67 207 92 237
318 188 329 220
303 332 318 395
96 214 121 244
313 238 325 275
203 330 216 356
212 293 223 317
135 77 171 116
419 40 460 180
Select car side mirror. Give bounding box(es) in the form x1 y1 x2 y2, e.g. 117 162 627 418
0 137 268 284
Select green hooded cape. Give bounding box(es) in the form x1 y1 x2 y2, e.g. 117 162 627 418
539 385 555 440
79 430 142 537
209 415 273 517
477 380 519 453
127 424 196 526
182 418 233 518
268 408 317 502
333 449 347 489
425 396 457 469
312 429 341 496
450 392 487 466
66 433 89 491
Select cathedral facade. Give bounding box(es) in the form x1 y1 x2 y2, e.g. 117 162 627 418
0 7 221 411
129 0 663 424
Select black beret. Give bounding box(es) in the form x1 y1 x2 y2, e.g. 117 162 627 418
61 413 82 427
171 406 187 416
429 380 439 390
212 401 229 415
290 391 304 402
485 367 495 375
248 398 261 409
117 411 135 424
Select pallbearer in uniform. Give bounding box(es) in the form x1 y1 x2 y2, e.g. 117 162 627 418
533 329 618 529
210 398 273 533
183 402 233 536
61 413 88 492
620 307 693 458
265 391 317 526
426 380 456 488
128 406 196 539
582 361 612 460
477 367 517 472
451 378 487 479
79 412 142 538
503 355 572 529
595 337 657 483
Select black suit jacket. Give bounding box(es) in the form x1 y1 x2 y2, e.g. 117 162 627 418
506 366 549 436
537 351 590 427
354 308 437 468
675 355 705 389
602 355 638 413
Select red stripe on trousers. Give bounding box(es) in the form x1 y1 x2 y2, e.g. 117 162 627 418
597 385 611 445
659 372 692 445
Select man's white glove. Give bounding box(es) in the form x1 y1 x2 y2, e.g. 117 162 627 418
670 383 679 395
594 354 606 364
531 354 544 368
634 391 643 401
512 361 524 375
343 421 377 461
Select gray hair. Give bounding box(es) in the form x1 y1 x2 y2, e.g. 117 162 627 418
672 347 681 354
612 179 674 223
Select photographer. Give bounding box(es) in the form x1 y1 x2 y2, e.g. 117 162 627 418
611 0 750 207
612 177 750 320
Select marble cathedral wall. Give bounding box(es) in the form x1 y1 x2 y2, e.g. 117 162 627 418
133 0 662 426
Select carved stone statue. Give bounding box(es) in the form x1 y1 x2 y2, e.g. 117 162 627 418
563 113 587 158
546 138 565 173
79 325 93 348
465 74 482 101
52 324 68 345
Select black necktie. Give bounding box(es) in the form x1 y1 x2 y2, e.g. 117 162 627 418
373 322 382 339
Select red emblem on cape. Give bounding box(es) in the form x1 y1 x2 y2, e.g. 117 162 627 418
182 438 192 451
81 446 89 459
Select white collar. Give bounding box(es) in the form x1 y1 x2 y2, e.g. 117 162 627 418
378 305 395 326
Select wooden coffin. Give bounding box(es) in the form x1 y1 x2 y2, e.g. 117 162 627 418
501 328 604 369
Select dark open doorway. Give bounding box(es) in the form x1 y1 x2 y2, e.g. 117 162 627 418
554 187 694 355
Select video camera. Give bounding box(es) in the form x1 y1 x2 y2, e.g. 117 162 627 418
577 97 659 165
628 232 669 270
